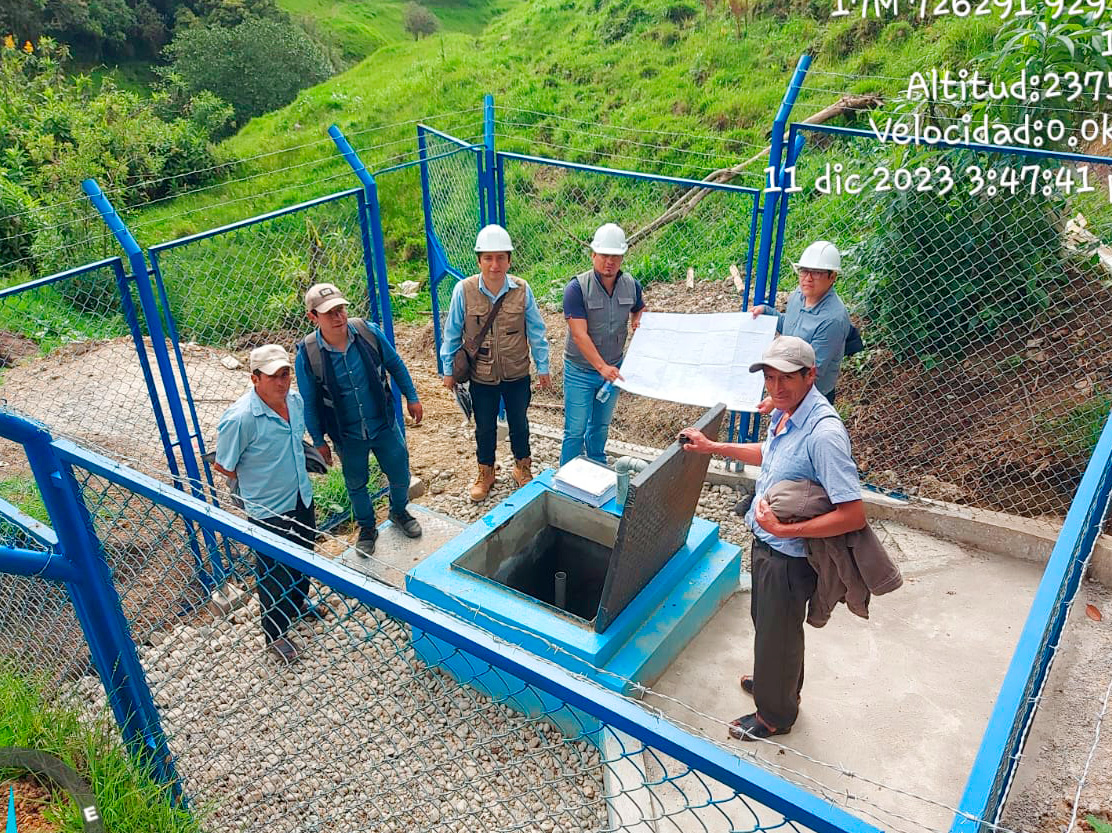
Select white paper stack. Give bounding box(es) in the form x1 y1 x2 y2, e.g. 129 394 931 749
551 457 618 508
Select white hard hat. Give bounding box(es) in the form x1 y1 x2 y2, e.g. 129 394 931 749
794 240 841 272
590 223 628 255
474 224 514 253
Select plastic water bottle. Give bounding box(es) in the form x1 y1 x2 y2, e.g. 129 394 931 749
596 381 614 403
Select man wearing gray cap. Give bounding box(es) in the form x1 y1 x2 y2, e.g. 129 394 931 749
214 344 317 664
679 336 865 741
296 283 423 558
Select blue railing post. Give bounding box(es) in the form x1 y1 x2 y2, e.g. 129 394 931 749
81 179 226 591
0 411 183 802
482 94 500 228
753 54 811 308
109 259 181 483
769 130 807 302
329 126 406 428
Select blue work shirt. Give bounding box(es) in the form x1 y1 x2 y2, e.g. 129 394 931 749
438 274 550 376
766 288 851 396
295 322 419 448
215 388 313 520
745 384 861 558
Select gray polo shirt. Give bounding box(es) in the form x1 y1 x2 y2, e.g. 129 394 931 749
773 288 852 396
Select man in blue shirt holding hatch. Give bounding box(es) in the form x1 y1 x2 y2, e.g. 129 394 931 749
560 223 646 465
215 344 316 664
752 240 851 406
679 336 866 740
295 283 424 559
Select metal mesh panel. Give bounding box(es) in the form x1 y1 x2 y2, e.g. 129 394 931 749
421 131 482 348
780 126 1112 521
0 518 87 684
147 192 385 483
58 461 825 833
501 157 760 308
0 259 168 463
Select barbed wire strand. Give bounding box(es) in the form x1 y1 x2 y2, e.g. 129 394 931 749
1065 670 1112 833
0 124 484 250
0 108 485 225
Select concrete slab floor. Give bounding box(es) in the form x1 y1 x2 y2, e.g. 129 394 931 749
333 505 465 588
642 518 1045 833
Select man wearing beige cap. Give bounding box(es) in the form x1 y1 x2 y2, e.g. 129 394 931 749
214 344 317 664
679 336 865 741
295 283 423 558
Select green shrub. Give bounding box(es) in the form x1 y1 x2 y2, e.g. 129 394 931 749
856 152 1067 365
160 17 334 125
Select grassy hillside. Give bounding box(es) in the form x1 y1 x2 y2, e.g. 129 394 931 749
125 1 997 303
280 0 517 60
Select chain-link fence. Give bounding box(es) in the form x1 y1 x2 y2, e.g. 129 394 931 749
500 155 762 310
146 189 388 460
0 258 171 467
418 126 484 354
776 122 1112 521
0 420 878 833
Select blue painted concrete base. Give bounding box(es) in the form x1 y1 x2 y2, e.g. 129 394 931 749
406 471 741 739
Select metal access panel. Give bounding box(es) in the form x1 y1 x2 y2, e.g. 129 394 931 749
594 403 726 633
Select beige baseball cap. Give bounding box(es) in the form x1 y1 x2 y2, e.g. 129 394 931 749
305 282 349 314
249 344 292 375
749 335 816 374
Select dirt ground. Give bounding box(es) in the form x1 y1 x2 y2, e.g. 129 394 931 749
0 775 61 832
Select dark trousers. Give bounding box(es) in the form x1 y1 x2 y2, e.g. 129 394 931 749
750 538 818 729
471 376 532 465
253 496 316 644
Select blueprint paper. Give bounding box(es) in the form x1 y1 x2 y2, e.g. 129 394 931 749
615 311 777 412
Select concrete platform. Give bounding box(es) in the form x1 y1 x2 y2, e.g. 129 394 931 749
641 518 1045 833
335 505 465 587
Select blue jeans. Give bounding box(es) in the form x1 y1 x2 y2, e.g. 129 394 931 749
560 360 620 465
337 423 411 526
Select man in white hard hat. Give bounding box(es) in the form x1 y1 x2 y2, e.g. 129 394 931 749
559 222 646 465
752 240 852 406
678 336 865 741
214 345 318 664
440 224 551 502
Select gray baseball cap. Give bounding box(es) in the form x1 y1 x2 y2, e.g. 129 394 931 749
749 335 816 374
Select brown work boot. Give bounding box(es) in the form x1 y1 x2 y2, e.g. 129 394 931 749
470 463 497 502
511 457 533 487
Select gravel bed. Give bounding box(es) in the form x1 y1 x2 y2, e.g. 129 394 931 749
72 597 612 833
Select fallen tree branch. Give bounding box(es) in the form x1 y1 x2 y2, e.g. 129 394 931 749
627 94 885 247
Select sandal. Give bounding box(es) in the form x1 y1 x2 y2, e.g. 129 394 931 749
728 712 791 741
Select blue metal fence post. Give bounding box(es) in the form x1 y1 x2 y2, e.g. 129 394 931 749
0 411 183 802
328 126 406 428
81 179 227 590
482 94 500 228
753 54 811 309
769 130 807 302
109 259 182 481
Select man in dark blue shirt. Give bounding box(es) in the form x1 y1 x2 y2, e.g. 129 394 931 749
295 283 423 557
560 223 646 465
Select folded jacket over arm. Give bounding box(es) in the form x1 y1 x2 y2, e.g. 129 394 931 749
763 479 903 628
